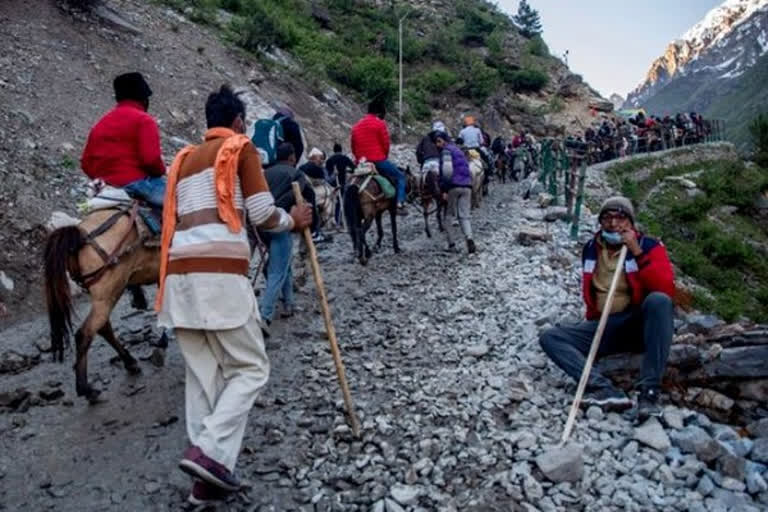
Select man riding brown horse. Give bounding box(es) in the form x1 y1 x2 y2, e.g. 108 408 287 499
80 71 165 309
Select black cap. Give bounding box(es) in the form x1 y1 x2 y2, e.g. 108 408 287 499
113 72 152 102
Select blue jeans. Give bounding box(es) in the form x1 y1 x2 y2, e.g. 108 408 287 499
259 231 294 323
124 176 166 208
374 160 406 203
539 292 673 390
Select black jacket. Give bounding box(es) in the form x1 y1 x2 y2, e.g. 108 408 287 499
416 132 441 165
264 162 308 211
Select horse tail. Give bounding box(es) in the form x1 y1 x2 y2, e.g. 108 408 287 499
344 184 361 235
43 226 83 362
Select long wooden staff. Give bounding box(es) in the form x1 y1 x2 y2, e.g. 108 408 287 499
291 182 361 437
561 245 628 444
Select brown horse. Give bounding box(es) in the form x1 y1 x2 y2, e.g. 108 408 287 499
44 206 159 403
343 169 400 265
405 166 445 239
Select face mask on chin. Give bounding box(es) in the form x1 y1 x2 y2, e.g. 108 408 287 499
601 230 623 245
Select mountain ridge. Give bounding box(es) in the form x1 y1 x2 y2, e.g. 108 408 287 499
625 0 768 109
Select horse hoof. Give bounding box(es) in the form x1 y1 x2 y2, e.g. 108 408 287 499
125 361 142 375
86 388 104 405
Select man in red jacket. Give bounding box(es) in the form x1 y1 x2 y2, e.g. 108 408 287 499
350 98 406 213
539 196 675 420
81 72 166 206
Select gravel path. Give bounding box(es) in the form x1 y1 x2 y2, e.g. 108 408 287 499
1 180 766 512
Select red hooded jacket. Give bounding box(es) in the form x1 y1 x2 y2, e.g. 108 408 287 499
350 114 390 163
582 232 675 320
81 100 165 186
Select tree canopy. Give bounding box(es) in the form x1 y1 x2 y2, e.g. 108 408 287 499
514 0 543 38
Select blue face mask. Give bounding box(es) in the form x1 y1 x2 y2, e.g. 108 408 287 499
601 230 623 245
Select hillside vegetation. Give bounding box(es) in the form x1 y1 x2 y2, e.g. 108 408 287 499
159 0 552 123
606 154 768 322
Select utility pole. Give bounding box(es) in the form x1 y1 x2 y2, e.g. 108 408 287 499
399 9 415 139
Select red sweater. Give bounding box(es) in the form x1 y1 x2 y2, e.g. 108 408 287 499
350 114 390 163
81 100 165 186
581 233 675 320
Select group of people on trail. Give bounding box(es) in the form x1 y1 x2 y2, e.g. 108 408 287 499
79 71 677 505
566 111 712 163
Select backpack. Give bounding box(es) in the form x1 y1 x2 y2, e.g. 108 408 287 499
251 115 286 166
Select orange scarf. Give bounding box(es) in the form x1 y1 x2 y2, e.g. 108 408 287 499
154 128 252 311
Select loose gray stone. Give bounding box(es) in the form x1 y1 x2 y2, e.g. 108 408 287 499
621 440 639 460
384 498 405 512
390 484 421 506
662 408 685 430
710 424 740 442
535 444 583 483
719 477 746 492
747 471 768 495
694 439 727 463
751 439 768 464
697 474 715 497
523 475 544 501
633 418 671 452
726 438 753 458
586 406 603 421
670 425 711 454
717 454 747 481
747 418 768 439
465 344 490 358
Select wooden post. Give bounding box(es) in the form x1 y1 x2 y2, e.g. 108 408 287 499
291 182 361 437
561 245 628 444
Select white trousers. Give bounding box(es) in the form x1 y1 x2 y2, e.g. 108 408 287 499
176 313 270 471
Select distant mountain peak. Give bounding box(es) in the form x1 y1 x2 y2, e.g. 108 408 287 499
626 0 768 108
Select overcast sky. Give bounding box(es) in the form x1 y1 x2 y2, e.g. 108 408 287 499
497 0 723 98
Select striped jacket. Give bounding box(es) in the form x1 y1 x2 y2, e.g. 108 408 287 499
159 129 293 330
581 233 675 320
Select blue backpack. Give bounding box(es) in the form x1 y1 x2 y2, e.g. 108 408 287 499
251 115 286 166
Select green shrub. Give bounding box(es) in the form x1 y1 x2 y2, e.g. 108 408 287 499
526 36 548 57
417 69 459 94
405 89 432 122
501 68 548 92
459 58 500 103
328 55 396 102
457 2 496 44
228 1 300 51
749 113 768 167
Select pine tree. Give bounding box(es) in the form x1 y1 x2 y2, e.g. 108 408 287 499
514 0 543 38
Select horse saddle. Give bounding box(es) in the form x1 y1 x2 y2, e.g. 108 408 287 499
349 162 396 200
79 182 161 242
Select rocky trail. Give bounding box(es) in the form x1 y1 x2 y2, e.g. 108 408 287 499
2 179 768 512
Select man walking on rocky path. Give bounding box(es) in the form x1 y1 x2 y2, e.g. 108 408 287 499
539 196 675 420
155 85 311 505
260 142 308 326
434 132 476 254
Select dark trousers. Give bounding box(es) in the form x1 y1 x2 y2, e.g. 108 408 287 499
539 292 673 390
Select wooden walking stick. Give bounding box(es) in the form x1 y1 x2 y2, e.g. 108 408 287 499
291 182 361 437
561 245 628 444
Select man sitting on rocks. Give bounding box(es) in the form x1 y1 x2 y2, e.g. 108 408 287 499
539 197 675 420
